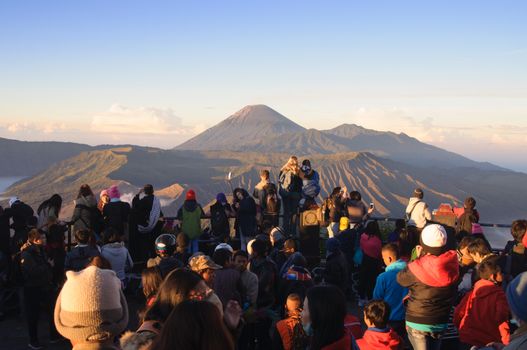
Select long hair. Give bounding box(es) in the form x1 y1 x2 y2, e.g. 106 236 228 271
37 194 62 216
364 220 381 238
77 184 94 199
281 156 299 173
307 285 346 350
150 300 234 350
143 268 202 323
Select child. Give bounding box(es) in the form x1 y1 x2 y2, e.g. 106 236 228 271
64 229 100 271
100 228 133 287
356 300 403 350
373 243 408 338
454 256 510 349
272 293 308 350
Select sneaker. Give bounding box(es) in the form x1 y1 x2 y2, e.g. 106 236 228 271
28 343 44 350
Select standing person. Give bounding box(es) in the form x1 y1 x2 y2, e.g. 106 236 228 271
54 265 129 350
232 188 257 252
324 238 349 293
279 156 303 237
455 197 480 241
453 256 510 349
212 246 242 306
299 159 320 210
373 243 408 338
71 184 103 238
209 193 234 242
5 196 34 252
300 285 359 350
358 221 383 307
64 229 100 272
356 300 403 350
254 169 281 234
103 185 131 241
323 187 347 238
346 191 373 229
20 229 59 349
233 250 259 308
405 188 432 240
45 216 67 286
100 228 134 288
36 194 62 232
176 189 205 254
131 184 163 261
397 224 460 350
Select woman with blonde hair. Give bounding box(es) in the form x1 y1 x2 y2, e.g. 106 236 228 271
279 156 303 236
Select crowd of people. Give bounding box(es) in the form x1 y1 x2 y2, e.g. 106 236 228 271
0 155 526 350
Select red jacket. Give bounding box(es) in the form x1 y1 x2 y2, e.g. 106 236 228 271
345 314 364 340
356 328 402 350
453 279 510 347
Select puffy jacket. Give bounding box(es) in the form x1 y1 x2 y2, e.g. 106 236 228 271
101 242 133 282
373 260 408 322
405 198 431 229
396 250 459 325
65 244 100 271
356 328 402 350
453 279 510 347
71 195 98 232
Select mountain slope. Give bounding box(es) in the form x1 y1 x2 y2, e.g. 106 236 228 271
175 105 306 151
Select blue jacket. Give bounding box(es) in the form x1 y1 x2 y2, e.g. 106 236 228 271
373 259 408 321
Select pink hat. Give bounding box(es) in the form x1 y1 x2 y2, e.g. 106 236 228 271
100 189 108 198
107 185 120 200
471 223 484 235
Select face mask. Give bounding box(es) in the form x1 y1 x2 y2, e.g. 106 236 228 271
302 322 313 336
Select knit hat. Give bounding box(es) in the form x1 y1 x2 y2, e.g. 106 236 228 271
339 217 350 231
186 189 196 201
99 190 108 198
54 266 128 343
107 185 120 200
326 238 341 254
188 255 221 272
216 193 227 204
270 227 285 242
420 224 448 256
9 196 19 207
214 243 233 253
471 223 484 235
506 271 527 322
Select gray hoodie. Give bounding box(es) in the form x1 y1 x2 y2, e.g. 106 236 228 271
101 242 133 282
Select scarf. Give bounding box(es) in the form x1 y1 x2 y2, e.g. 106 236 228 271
138 195 161 234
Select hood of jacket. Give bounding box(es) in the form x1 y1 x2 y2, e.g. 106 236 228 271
183 200 198 212
75 195 97 207
473 278 503 298
386 259 407 273
408 250 459 287
358 328 402 350
102 242 126 256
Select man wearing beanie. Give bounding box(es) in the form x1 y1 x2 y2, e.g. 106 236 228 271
502 271 527 349
397 224 459 350
176 189 204 253
55 265 129 349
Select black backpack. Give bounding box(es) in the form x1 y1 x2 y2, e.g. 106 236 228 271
210 203 229 235
264 183 280 215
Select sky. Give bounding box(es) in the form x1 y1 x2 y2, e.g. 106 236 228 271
1 1 526 171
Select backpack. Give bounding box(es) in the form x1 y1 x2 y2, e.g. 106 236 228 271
210 203 229 236
264 183 280 215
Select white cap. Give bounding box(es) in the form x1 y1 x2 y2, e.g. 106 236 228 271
214 243 233 253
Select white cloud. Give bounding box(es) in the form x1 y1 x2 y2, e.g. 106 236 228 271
91 104 197 136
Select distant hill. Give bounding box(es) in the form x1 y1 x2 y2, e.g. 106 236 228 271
175 105 305 151
4 146 527 223
0 137 94 176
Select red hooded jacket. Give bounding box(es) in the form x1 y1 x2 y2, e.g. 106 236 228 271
356 328 402 350
453 279 510 347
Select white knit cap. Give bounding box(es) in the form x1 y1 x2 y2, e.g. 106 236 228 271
420 224 448 255
54 266 129 343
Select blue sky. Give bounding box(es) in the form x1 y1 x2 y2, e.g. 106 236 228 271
1 1 526 171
